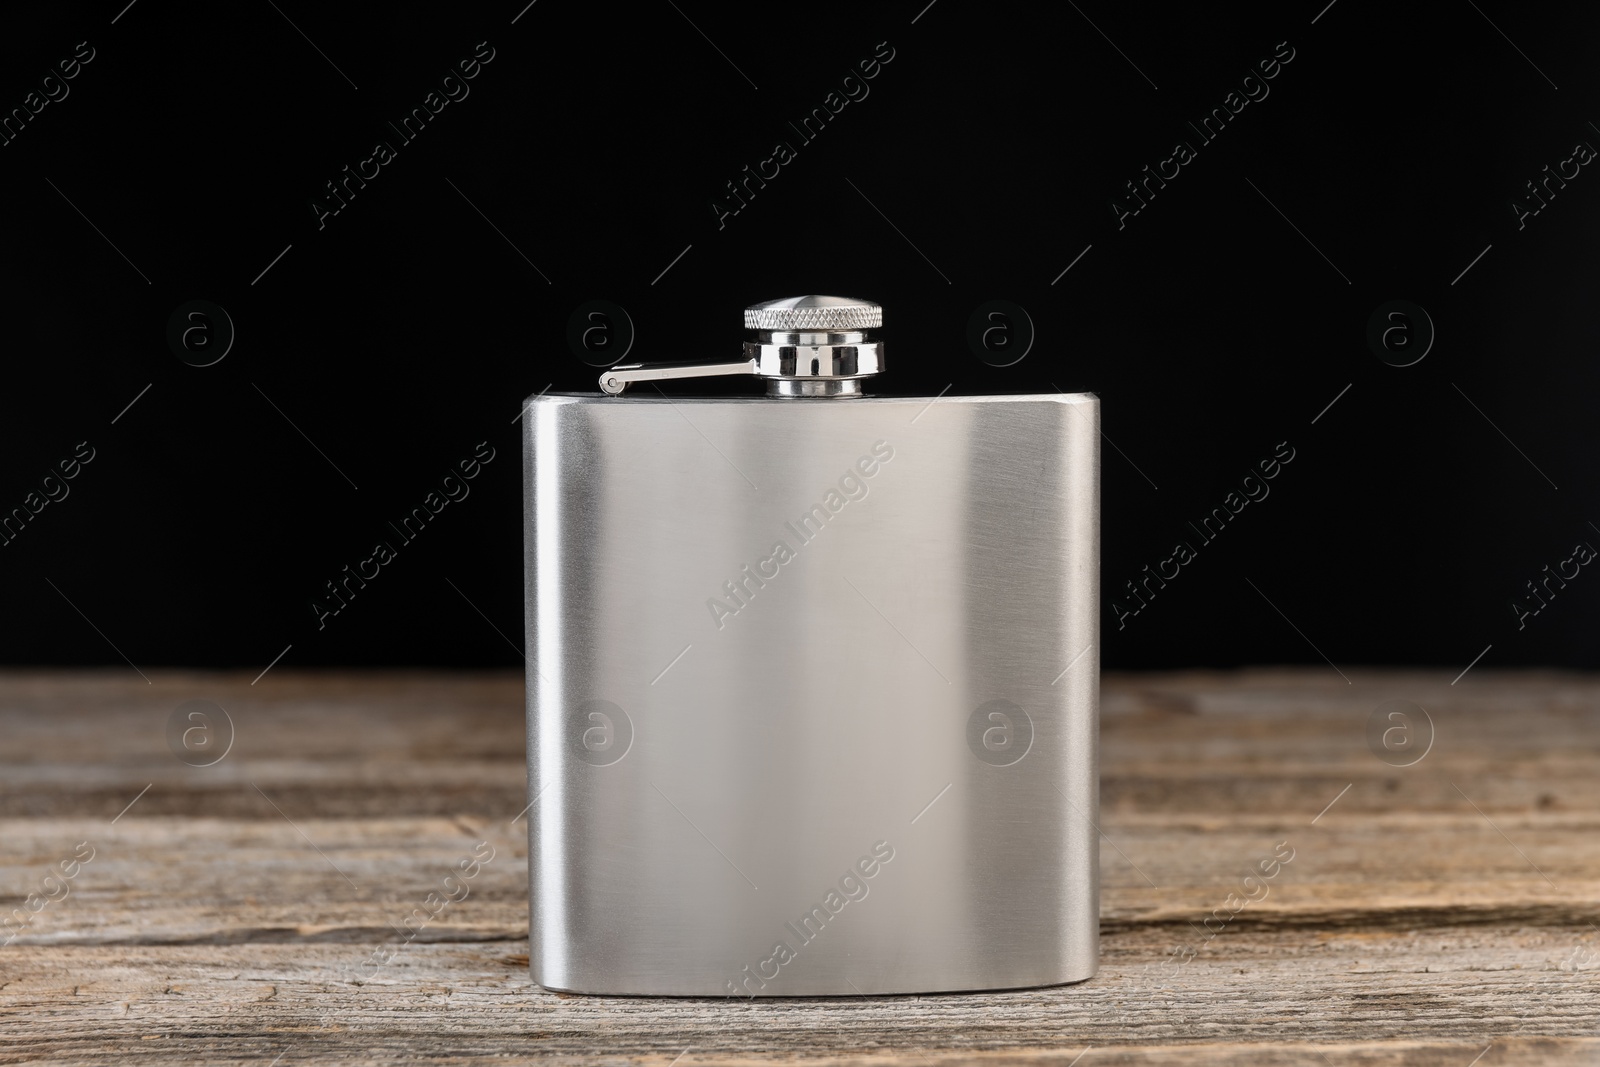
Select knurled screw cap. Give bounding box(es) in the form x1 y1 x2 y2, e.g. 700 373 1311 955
744 295 882 332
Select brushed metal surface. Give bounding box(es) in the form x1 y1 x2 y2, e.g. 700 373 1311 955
524 392 1099 996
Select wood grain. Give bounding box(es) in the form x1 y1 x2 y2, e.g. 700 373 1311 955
2 669 1597 1065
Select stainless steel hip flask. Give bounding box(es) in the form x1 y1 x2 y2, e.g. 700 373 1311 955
524 296 1099 996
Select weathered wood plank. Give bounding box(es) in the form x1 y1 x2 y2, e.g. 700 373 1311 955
1 813 1597 945
2 669 1598 1064
0 933 1596 1064
5 669 1599 818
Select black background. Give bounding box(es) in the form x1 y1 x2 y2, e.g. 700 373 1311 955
2 0 1597 674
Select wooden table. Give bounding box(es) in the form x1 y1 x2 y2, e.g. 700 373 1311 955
3 669 1596 1065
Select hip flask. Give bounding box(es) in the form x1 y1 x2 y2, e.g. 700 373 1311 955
523 296 1099 996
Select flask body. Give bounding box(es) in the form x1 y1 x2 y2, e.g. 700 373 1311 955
525 391 1099 995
